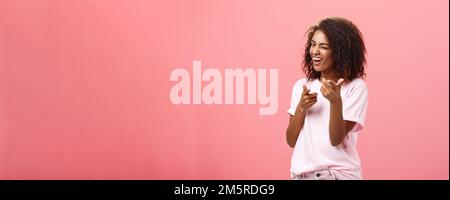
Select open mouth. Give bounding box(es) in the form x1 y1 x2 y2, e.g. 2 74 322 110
312 57 322 65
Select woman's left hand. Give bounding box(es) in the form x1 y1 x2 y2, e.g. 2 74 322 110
320 78 344 103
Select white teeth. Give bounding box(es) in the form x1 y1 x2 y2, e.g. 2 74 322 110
313 58 322 61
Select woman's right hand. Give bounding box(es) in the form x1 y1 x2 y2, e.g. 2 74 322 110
296 84 318 114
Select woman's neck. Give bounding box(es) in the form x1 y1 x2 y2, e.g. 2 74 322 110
320 70 339 82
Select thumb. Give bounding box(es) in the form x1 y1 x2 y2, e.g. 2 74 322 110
336 78 344 86
302 84 309 94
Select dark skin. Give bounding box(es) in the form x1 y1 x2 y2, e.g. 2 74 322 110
286 76 355 148
286 29 356 148
286 84 316 148
285 72 356 148
320 74 356 147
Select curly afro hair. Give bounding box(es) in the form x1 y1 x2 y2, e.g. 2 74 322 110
303 17 366 81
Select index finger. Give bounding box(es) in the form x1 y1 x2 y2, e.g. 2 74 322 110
326 80 336 89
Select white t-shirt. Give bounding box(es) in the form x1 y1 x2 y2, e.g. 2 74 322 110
287 78 369 179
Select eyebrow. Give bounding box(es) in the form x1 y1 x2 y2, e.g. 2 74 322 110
311 40 329 45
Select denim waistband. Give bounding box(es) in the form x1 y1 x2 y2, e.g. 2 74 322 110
296 169 338 180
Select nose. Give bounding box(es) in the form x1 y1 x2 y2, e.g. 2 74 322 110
311 45 319 55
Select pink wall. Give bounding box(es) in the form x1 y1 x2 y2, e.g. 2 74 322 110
0 0 448 180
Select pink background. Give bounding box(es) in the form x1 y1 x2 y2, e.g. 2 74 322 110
0 0 448 180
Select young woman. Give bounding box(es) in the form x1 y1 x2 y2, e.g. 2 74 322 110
286 17 368 180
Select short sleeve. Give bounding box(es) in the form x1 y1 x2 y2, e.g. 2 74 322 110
287 79 307 116
342 79 369 129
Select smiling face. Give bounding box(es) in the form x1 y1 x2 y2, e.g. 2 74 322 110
310 30 334 73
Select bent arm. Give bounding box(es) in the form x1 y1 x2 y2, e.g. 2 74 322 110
329 99 356 146
286 109 307 148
